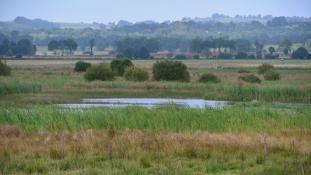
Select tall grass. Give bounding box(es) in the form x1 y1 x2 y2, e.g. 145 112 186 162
224 86 311 103
0 105 310 134
0 82 42 95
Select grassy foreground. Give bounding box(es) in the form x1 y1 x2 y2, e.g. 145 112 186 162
1 105 311 174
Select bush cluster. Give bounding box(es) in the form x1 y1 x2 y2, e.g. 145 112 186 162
110 58 133 76
74 61 91 72
257 63 281 81
239 74 261 83
258 63 274 74
264 70 280 80
0 59 11 76
152 60 190 82
84 63 114 81
124 66 149 82
198 73 220 83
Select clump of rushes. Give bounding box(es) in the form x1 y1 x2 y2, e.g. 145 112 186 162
198 73 220 83
84 62 114 81
264 70 280 80
258 63 274 74
124 66 149 82
239 74 261 83
0 59 11 76
74 61 91 72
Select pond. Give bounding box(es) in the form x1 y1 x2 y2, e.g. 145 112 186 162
58 98 227 109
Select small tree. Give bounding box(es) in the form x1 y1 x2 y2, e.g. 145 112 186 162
268 47 275 55
110 58 133 76
48 40 59 55
153 60 190 82
89 39 95 56
124 66 149 82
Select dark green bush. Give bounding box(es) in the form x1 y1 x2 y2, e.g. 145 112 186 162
110 58 133 76
239 74 261 83
84 63 114 81
152 60 190 82
0 60 11 76
124 66 149 82
258 63 274 74
238 69 250 73
264 70 280 80
74 61 91 72
198 73 220 83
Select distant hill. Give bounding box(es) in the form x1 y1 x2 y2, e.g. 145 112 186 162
0 15 310 51
1 14 311 31
0 16 105 30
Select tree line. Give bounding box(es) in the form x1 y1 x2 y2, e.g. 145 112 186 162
1 35 310 59
48 39 78 56
0 38 36 57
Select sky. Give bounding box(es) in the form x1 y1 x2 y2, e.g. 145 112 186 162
0 0 311 23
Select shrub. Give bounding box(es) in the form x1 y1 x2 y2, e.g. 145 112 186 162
74 61 91 72
0 60 11 76
264 70 280 80
124 66 149 82
238 69 250 73
199 73 220 83
258 63 274 74
85 63 114 81
153 60 190 82
239 74 261 83
110 58 133 76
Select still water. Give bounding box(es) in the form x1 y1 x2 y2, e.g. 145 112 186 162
59 98 227 109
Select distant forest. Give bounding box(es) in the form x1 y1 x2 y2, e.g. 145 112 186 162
0 14 311 59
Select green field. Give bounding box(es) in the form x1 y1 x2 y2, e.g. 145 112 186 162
1 59 311 174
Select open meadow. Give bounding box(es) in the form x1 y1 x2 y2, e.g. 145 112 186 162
1 59 311 175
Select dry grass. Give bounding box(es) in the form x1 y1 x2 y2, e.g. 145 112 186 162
1 127 311 157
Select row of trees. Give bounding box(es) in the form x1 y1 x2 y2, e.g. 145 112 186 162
115 37 160 59
48 39 78 55
0 39 36 56
189 38 305 59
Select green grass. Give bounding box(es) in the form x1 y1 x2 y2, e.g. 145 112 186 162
1 104 310 134
0 82 42 95
222 85 311 102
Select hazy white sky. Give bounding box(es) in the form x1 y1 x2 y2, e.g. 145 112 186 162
1 0 311 23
